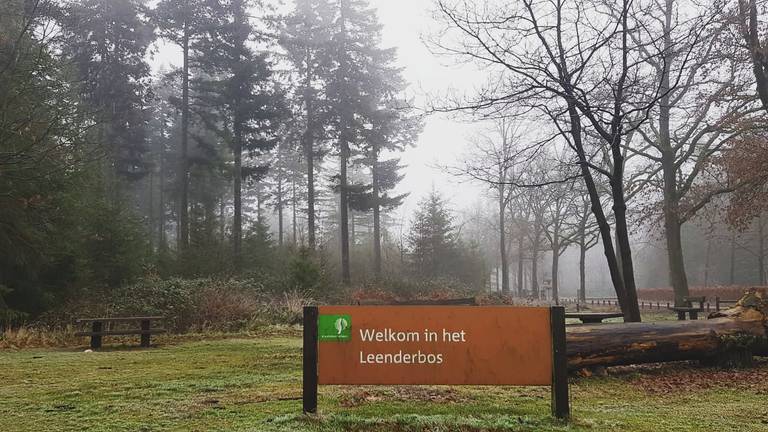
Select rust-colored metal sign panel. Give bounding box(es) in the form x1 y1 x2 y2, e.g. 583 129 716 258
316 306 553 386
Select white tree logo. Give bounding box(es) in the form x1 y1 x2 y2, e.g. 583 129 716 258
334 317 348 335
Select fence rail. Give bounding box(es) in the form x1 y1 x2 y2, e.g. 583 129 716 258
559 296 739 312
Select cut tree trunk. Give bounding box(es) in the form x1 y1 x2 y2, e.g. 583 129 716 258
566 289 768 370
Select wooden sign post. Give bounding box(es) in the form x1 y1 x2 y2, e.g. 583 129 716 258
303 305 569 419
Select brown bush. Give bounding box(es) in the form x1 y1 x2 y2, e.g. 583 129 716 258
0 326 80 349
348 278 478 304
191 284 262 332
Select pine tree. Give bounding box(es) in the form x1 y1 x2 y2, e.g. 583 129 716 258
265 125 304 247
196 0 283 270
1 0 92 313
144 76 177 252
280 0 334 251
324 0 406 284
407 191 457 279
154 0 211 252
59 0 155 186
357 96 421 278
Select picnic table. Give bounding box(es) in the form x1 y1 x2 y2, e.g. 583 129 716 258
75 316 166 349
670 296 705 320
565 312 624 324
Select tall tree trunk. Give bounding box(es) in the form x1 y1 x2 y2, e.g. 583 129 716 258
517 222 525 296
758 215 765 285
148 164 154 252
256 185 263 222
659 119 689 302
158 121 166 249
292 176 298 246
219 197 225 244
277 178 284 246
612 155 641 320
233 134 242 270
179 19 190 253
704 237 711 287
566 99 639 321
666 219 689 306
231 0 247 271
658 0 690 307
579 237 586 303
740 0 768 114
730 232 736 284
606 0 641 322
338 0 351 284
531 229 540 298
499 183 509 294
204 193 215 244
303 54 316 249
577 201 588 303
339 141 351 284
551 222 560 304
372 150 382 278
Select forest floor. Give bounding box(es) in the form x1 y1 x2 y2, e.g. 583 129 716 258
2 332 768 432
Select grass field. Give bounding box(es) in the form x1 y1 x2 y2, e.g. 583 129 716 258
1 335 767 432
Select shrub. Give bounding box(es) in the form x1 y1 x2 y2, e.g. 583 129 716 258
0 325 78 349
193 283 261 332
349 277 480 304
34 276 318 334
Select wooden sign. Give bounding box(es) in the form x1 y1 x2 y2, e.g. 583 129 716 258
303 305 569 419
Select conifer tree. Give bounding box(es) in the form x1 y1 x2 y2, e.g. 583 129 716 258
154 0 210 252
280 0 334 250
407 191 457 279
325 0 409 283
196 0 283 269
59 0 155 185
356 96 421 278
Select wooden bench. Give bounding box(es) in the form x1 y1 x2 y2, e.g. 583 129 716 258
715 296 738 311
75 316 166 349
565 312 624 324
670 296 705 320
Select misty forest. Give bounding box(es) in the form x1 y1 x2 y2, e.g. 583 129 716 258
6 0 768 323
4 0 768 430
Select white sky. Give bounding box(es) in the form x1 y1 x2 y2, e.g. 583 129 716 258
149 0 487 221
370 0 486 219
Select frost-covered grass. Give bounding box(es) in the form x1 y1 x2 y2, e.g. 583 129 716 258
1 336 767 431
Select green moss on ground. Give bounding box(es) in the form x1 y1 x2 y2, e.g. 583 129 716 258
1 337 766 431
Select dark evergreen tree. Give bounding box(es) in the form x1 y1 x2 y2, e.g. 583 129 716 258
154 0 210 252
143 75 177 253
406 191 487 287
265 125 305 247
59 0 155 185
324 0 406 284
196 0 283 270
279 0 334 251
407 191 457 279
1 0 152 315
356 95 421 278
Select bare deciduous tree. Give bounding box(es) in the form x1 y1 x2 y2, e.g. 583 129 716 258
430 0 700 320
622 0 760 306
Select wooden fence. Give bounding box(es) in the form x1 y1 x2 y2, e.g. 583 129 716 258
559 296 738 312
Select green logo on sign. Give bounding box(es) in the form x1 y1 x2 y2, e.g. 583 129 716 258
318 314 351 342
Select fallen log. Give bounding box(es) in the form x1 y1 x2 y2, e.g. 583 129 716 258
566 288 768 370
